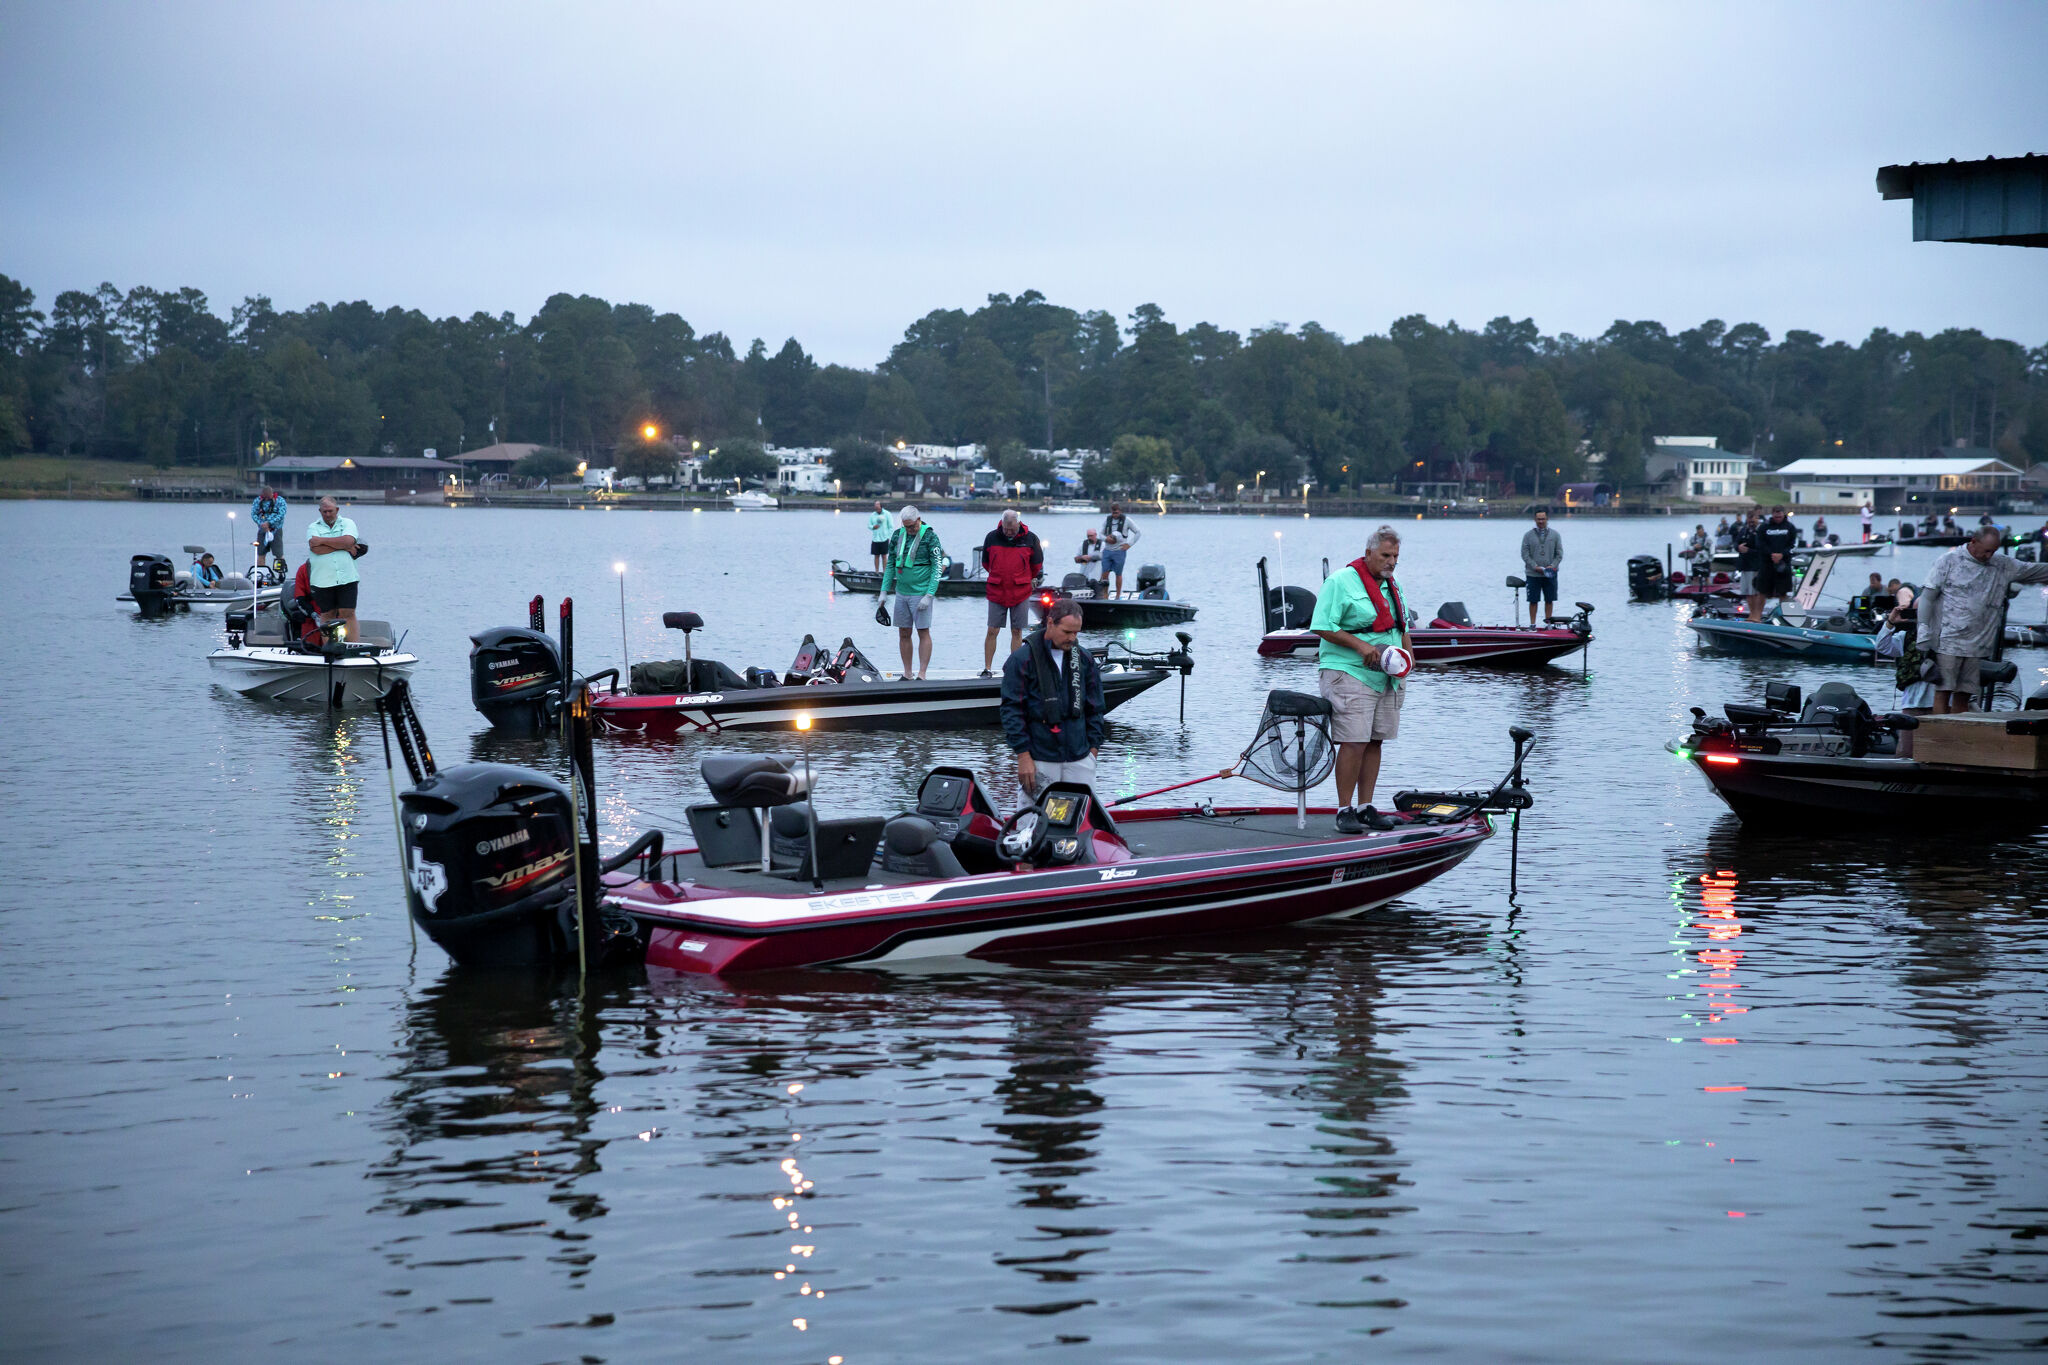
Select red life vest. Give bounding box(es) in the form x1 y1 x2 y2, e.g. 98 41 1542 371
1346 558 1405 633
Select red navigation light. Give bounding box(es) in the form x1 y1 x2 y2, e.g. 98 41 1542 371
1702 753 1740 766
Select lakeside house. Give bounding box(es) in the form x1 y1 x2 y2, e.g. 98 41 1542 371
1645 437 1756 504
253 452 459 494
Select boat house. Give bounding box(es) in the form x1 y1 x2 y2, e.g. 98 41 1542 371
253 453 461 495
1773 455 2024 512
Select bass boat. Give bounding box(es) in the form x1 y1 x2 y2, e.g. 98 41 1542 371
832 559 995 598
382 679 1534 973
209 601 418 707
1674 675 2047 828
1254 558 1592 667
469 597 1192 736
1681 550 1879 663
1029 564 1198 628
120 550 283 616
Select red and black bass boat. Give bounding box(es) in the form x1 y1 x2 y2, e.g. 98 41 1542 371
470 597 1190 736
382 680 1534 974
1255 558 1592 668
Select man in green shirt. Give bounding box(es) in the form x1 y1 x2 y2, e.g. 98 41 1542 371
866 501 891 571
878 505 944 679
1309 525 1411 832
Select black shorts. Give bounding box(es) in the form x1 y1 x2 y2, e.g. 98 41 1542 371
1527 573 1558 603
1754 564 1795 596
870 541 889 556
311 581 359 612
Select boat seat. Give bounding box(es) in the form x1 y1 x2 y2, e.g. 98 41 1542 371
768 807 888 880
877 815 967 879
700 755 810 808
1980 659 2018 685
1799 682 1869 727
1266 689 1333 718
1723 701 1778 725
1434 601 1474 628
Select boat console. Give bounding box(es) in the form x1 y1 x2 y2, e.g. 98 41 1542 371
994 782 1130 869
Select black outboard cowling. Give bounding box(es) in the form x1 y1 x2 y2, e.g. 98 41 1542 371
130 553 177 617
1627 555 1667 602
400 762 581 966
469 626 564 733
1135 564 1167 598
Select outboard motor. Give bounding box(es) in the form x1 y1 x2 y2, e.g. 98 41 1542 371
469 626 564 733
400 763 582 967
1627 555 1667 602
130 553 177 617
1134 564 1167 599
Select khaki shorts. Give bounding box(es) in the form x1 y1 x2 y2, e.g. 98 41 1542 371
1318 668 1402 743
1935 653 1981 694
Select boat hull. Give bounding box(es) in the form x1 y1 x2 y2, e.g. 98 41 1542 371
1685 618 1875 663
1681 748 2048 828
119 585 282 611
207 649 419 705
1258 626 1589 668
620 810 1491 974
830 565 991 598
591 668 1168 735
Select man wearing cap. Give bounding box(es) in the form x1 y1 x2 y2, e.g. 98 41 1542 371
191 552 225 589
1100 503 1141 597
979 508 1043 677
250 485 289 570
879 505 944 680
1309 525 1411 832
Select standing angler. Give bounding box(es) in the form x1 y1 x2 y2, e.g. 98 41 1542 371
1310 525 1411 832
866 500 891 572
1000 597 1106 797
1100 503 1142 598
879 505 943 681
251 485 289 572
1520 508 1562 625
1916 525 2048 714
306 496 362 642
980 508 1044 677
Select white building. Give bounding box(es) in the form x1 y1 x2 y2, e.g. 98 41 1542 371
1646 437 1755 502
1774 456 2023 511
768 445 836 494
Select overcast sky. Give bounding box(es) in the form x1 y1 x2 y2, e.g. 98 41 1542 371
3 1 2043 363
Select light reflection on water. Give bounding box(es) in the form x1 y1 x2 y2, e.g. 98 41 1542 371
1 500 2044 1361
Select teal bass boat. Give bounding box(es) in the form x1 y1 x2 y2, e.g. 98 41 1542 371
1683 549 1879 665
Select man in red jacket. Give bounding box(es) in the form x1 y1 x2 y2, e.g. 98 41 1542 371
980 508 1045 676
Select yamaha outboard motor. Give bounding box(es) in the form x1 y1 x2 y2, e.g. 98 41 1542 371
130 553 177 617
469 626 564 733
1135 564 1167 599
1627 555 1667 602
400 763 582 967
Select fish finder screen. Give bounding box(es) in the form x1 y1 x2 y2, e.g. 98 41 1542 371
1042 794 1077 825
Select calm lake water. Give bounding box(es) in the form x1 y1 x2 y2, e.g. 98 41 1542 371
3 499 2045 1362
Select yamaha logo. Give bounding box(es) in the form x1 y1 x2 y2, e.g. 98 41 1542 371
477 828 532 855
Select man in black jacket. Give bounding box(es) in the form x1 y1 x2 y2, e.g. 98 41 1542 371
1000 597 1107 796
1751 506 1800 620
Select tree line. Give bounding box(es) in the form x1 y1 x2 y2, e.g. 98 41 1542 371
1 274 2042 493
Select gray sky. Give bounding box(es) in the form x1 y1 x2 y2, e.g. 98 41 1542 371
4 1 2043 363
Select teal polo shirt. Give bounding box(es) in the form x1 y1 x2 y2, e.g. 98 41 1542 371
1309 565 1407 693
306 514 360 589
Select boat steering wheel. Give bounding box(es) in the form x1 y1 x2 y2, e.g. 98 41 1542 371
994 804 1052 867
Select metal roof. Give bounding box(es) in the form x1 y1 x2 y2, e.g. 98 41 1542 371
1875 153 2046 247
258 454 453 472
1775 457 2022 477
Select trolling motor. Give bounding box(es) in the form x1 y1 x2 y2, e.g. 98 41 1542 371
1393 726 1537 892
1099 630 1196 722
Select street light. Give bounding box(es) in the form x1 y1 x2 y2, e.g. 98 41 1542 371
226 510 237 578
642 423 659 441
1255 470 1266 494
1236 482 1245 500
